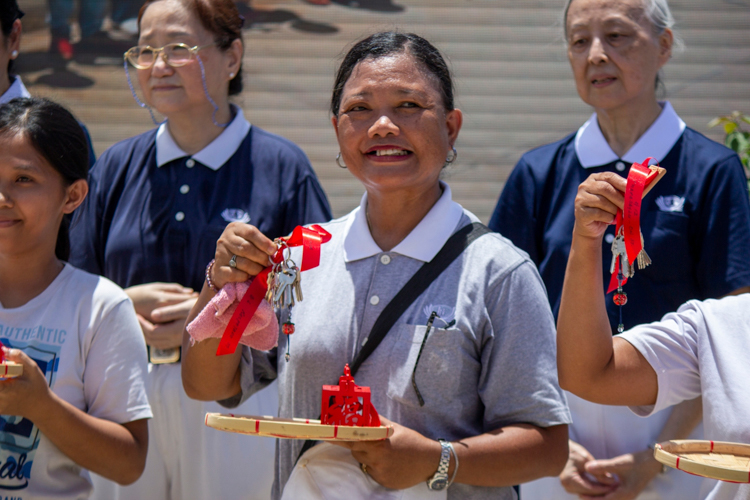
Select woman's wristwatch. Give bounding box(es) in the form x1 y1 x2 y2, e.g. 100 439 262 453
427 439 458 490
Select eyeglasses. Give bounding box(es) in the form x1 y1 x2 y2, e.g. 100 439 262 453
124 42 215 69
412 311 456 407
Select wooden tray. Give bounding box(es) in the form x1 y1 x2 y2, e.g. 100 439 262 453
654 440 750 483
0 362 22 379
205 413 394 441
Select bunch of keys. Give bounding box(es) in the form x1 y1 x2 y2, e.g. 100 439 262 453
264 240 304 361
610 227 652 333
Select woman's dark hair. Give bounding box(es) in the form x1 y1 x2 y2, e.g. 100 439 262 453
0 98 89 261
138 0 244 95
0 0 23 76
331 32 454 116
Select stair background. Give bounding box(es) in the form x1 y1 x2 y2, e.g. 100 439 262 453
16 0 750 221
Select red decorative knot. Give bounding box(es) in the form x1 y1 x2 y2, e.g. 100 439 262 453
282 322 295 335
613 292 628 306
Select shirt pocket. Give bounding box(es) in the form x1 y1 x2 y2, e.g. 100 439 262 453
646 211 691 282
386 324 473 410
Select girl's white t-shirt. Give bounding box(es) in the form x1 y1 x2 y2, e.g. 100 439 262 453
0 264 152 499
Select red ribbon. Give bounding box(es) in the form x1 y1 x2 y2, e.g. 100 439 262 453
215 225 331 356
607 158 661 293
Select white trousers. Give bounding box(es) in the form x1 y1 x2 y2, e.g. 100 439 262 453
520 392 705 500
91 362 278 500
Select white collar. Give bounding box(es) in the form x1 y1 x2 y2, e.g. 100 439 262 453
155 105 251 170
575 101 686 168
0 76 31 105
343 181 464 263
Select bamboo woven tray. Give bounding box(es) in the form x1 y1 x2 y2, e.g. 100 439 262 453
654 440 750 483
0 362 22 378
205 413 394 441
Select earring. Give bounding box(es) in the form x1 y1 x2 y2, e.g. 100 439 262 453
445 146 457 165
229 72 235 79
10 50 18 59
336 152 347 169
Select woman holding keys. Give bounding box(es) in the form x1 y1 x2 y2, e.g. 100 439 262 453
183 32 571 500
557 169 750 500
489 0 750 497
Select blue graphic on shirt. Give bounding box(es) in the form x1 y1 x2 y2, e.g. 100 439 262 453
0 335 62 493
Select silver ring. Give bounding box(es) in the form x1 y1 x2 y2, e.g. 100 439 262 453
229 255 238 268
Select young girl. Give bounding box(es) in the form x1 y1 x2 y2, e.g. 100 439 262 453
0 97 151 498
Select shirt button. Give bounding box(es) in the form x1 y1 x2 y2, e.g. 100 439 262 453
615 161 626 172
180 184 190 194
370 295 380 306
175 211 185 221
605 234 615 244
186 158 195 168
380 255 391 265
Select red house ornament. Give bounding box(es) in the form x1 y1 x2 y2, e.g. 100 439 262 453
321 364 381 428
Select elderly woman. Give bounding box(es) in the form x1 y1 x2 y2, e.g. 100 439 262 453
68 0 331 499
489 0 750 498
182 32 571 500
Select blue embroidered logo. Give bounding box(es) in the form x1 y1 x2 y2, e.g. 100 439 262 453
221 209 250 223
655 195 685 213
422 305 455 324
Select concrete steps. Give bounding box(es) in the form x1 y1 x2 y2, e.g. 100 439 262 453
16 0 750 221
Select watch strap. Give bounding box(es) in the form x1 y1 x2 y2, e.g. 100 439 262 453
426 439 452 490
436 439 451 476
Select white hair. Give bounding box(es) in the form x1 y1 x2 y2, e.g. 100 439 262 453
563 0 681 43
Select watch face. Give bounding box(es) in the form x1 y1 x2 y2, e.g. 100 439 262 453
427 476 448 491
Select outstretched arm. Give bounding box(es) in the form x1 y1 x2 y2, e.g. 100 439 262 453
557 172 658 407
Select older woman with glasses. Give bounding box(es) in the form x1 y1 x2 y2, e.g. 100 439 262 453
489 0 750 498
68 0 331 499
182 32 571 500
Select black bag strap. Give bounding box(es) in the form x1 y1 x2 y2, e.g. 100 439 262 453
295 222 492 463
349 222 491 375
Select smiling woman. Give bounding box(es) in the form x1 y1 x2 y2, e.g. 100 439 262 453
182 31 571 500
489 0 750 499
67 0 331 499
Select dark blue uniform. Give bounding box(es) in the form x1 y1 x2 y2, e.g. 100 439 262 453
69 126 332 289
490 128 750 332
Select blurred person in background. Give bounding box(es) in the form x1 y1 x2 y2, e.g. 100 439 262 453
2 1 96 163
0 0 25 104
68 0 331 499
47 0 108 59
489 0 750 498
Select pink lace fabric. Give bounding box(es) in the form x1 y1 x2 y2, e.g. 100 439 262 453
186 281 278 351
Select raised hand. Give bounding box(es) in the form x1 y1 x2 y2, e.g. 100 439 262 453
573 172 627 240
211 222 277 290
